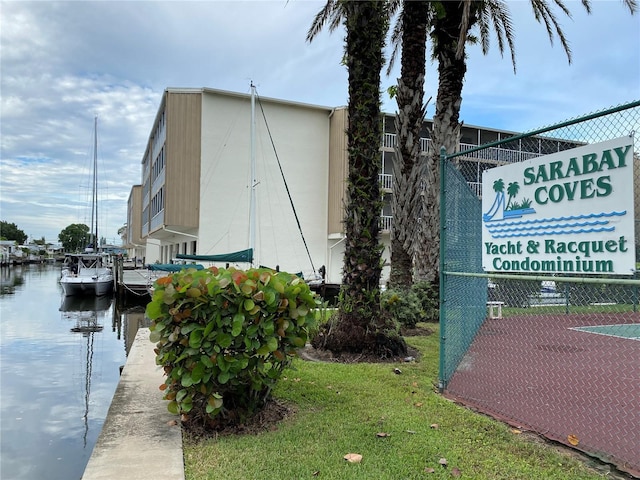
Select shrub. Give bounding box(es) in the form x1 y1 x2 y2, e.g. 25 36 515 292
381 281 440 328
410 281 439 322
381 288 422 329
146 266 319 429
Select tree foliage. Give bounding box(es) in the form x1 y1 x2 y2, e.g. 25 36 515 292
58 224 89 252
0 221 28 244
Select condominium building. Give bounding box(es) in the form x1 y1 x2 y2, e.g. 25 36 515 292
125 87 579 285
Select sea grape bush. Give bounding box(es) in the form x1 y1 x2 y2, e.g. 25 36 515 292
146 266 318 427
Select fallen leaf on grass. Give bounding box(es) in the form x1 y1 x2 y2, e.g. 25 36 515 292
425 467 436 473
511 428 522 434
312 471 320 476
376 432 391 438
430 423 439 429
344 453 363 463
568 434 580 446
393 368 402 375
439 458 448 467
406 430 416 434
414 402 423 407
451 466 462 477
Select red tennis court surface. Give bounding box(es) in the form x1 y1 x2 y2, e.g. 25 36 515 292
443 312 640 477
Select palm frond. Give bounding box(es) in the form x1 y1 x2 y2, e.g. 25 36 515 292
485 0 516 72
306 0 343 43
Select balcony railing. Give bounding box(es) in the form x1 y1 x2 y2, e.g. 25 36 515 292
382 133 544 164
379 173 392 190
380 173 483 198
379 215 393 232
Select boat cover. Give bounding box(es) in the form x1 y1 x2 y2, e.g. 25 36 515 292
176 248 253 264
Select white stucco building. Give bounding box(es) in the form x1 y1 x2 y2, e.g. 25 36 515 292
125 86 578 285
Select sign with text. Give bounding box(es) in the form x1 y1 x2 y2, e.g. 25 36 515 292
481 136 635 275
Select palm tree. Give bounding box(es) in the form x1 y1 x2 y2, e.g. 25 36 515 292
308 1 407 356
388 1 431 290
506 181 520 210
413 0 637 283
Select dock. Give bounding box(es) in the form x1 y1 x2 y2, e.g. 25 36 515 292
112 257 159 302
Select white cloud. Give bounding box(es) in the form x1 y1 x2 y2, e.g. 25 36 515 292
1 0 638 242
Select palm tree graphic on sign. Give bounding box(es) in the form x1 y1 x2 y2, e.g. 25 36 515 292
483 178 535 222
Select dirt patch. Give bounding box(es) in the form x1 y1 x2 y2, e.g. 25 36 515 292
401 325 435 337
298 343 421 364
182 398 295 441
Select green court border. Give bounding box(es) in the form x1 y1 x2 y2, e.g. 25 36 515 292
570 323 640 340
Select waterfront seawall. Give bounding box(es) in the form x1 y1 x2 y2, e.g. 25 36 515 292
81 327 185 480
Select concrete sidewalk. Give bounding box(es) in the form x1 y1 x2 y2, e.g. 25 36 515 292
82 328 185 480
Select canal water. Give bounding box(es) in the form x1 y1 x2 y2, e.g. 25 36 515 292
0 263 151 480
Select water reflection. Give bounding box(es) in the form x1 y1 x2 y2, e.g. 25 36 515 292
114 303 150 355
0 265 25 295
60 295 112 448
0 265 152 480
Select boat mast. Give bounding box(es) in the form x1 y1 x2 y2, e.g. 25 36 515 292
91 116 99 252
249 83 257 263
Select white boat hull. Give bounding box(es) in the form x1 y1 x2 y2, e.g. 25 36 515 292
60 265 114 297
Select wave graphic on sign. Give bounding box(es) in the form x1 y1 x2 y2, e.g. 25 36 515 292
485 211 626 239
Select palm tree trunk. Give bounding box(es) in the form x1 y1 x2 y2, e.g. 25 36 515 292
314 0 406 357
389 0 430 290
414 3 468 284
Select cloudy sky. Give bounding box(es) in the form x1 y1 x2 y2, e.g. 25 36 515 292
1 1 639 245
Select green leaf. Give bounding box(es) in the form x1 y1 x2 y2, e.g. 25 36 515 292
246 324 259 337
218 371 231 384
176 389 188 403
237 356 249 370
256 344 271 356
267 337 278 352
262 321 275 336
149 330 162 343
291 336 306 348
216 332 232 348
181 374 194 387
191 362 205 383
189 328 203 349
264 289 276 306
217 355 229 372
231 313 244 337
145 301 163 320
208 395 224 409
203 320 215 338
244 299 255 311
167 401 179 415
201 355 214 368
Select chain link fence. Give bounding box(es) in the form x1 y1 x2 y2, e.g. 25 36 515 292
439 101 640 477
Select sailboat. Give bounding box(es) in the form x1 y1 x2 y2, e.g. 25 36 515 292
175 83 321 283
60 117 114 297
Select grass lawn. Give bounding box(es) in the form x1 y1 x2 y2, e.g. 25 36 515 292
183 324 606 480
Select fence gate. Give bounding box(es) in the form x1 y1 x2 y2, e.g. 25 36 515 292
439 101 640 477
